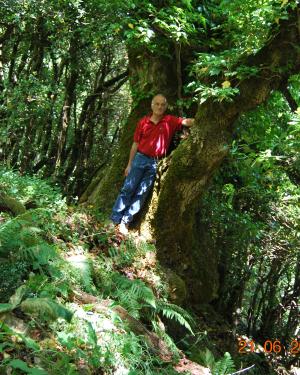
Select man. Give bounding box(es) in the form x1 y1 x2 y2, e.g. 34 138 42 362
111 94 194 234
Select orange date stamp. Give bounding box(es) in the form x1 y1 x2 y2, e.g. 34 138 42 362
238 338 300 355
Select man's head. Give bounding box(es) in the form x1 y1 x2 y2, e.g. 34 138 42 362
151 94 168 117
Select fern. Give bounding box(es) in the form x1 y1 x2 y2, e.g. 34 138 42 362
0 214 56 268
200 350 236 375
114 291 142 318
20 297 73 322
199 349 216 370
213 352 236 375
156 300 195 334
111 274 157 318
104 273 195 336
129 279 156 308
151 320 179 356
0 217 24 256
66 254 96 293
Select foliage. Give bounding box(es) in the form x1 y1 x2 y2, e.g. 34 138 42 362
155 300 194 335
185 0 295 102
112 275 156 316
0 284 73 323
0 260 28 302
187 81 240 104
1 1 299 373
1 0 294 199
0 167 66 209
0 215 55 261
0 188 61 300
20 298 73 322
94 255 195 334
199 349 236 375
0 0 131 196
0 169 201 374
199 90 300 341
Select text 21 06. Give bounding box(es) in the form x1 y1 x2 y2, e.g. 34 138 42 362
238 339 300 355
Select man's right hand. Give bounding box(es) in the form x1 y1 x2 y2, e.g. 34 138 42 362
124 165 131 176
124 142 138 177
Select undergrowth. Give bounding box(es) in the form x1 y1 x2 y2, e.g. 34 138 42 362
0 167 212 375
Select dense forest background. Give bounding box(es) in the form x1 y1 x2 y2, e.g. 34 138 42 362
0 0 299 374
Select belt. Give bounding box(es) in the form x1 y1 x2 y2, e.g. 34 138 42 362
137 151 162 161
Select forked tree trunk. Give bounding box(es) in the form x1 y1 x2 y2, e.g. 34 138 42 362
83 8 300 305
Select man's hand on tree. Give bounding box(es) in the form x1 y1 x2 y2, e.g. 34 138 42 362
182 118 194 127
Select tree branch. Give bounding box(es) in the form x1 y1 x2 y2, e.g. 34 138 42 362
279 78 299 111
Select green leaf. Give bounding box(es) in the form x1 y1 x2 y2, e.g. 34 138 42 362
9 284 27 307
21 298 73 322
8 359 48 374
8 359 32 371
86 321 98 346
0 303 13 313
21 334 40 351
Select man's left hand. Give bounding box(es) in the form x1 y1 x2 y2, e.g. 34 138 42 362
182 118 194 127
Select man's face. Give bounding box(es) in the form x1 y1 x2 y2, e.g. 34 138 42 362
151 95 167 116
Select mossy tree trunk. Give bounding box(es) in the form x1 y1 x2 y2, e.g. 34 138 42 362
84 9 300 305
151 10 300 304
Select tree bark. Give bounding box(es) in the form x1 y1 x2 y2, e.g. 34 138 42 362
279 78 299 111
55 36 79 171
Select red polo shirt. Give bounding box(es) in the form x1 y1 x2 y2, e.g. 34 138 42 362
133 114 183 158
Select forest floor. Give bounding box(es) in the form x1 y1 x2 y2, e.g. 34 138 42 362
0 168 298 375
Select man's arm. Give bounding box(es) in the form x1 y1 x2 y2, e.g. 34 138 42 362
182 118 194 127
125 142 138 176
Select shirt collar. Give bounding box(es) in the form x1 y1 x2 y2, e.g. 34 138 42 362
147 114 167 124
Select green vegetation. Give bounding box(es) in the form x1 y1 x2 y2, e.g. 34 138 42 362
0 170 199 374
201 91 299 335
0 0 299 374
197 90 300 373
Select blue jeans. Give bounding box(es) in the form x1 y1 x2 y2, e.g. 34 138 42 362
111 152 158 225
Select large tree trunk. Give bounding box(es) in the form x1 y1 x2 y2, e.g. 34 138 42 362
83 8 300 305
